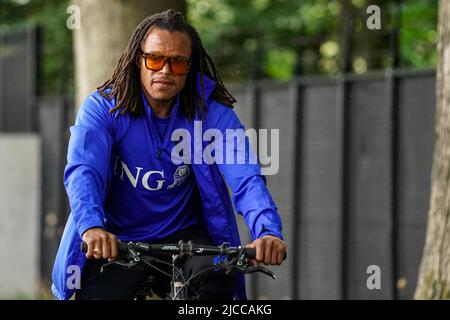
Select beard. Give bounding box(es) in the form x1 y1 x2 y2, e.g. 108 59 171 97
152 96 175 107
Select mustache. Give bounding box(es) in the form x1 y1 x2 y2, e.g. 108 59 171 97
151 77 175 84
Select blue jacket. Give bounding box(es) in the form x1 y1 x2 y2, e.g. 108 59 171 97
51 75 283 300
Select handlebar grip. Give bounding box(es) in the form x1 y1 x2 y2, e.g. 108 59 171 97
244 247 256 259
117 241 129 254
80 242 88 253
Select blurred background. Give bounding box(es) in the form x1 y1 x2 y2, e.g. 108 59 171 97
0 0 438 299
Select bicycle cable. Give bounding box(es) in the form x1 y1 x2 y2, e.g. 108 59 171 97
172 264 222 300
140 256 174 279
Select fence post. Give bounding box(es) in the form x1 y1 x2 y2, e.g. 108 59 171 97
0 30 5 131
337 73 351 300
387 68 400 300
291 80 303 299
38 96 72 287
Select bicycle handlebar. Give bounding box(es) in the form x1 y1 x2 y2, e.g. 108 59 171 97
80 240 258 259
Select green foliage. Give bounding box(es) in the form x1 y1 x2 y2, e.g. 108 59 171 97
188 0 343 81
400 0 437 68
188 0 438 82
265 48 296 79
0 0 438 91
0 0 74 96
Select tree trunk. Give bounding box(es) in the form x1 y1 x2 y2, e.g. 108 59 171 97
415 0 450 299
72 0 185 112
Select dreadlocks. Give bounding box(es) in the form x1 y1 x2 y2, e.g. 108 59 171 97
97 9 236 120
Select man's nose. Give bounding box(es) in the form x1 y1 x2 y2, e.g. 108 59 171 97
159 60 172 74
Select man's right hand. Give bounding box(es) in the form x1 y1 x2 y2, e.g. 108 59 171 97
82 228 118 260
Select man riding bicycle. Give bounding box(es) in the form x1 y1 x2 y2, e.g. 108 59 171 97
52 9 286 300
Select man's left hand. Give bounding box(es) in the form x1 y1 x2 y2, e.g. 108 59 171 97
246 235 287 266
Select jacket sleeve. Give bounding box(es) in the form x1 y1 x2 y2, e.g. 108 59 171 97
64 93 114 238
210 102 284 241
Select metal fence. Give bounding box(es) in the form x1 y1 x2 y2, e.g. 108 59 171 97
1 27 436 300
231 69 435 299
0 26 37 132
37 96 73 287
0 26 73 290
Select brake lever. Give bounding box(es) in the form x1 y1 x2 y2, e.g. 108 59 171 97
216 252 277 280
99 245 142 272
240 265 276 279
100 259 139 273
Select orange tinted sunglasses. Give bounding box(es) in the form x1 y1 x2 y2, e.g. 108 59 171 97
140 52 191 75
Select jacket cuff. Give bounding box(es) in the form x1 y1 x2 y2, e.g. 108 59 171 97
77 217 105 238
258 230 284 241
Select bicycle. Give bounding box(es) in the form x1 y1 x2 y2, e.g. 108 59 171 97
80 240 284 300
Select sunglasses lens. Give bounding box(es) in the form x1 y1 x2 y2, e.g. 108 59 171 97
145 56 165 71
143 54 190 74
170 59 190 75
